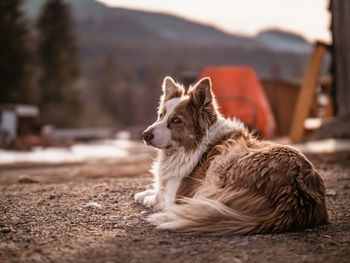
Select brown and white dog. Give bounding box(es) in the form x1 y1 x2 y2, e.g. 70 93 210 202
135 76 329 235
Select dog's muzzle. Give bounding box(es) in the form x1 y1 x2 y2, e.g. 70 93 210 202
142 130 154 144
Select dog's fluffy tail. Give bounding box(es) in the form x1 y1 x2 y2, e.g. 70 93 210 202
148 188 276 235
148 154 331 235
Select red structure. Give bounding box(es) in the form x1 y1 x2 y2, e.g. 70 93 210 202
199 66 276 137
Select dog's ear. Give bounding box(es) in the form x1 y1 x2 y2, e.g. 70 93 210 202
162 76 184 101
189 77 213 109
188 77 218 126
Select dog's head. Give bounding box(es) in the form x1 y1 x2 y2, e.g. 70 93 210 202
142 76 218 151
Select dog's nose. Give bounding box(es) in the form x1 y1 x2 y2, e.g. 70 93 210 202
142 130 154 143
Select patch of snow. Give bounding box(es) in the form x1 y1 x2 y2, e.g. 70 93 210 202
304 118 323 130
0 139 136 165
291 139 350 154
116 131 131 140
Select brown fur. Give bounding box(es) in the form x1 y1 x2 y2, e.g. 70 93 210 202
173 130 329 234
187 78 218 132
160 77 184 105
147 76 329 235
159 77 218 152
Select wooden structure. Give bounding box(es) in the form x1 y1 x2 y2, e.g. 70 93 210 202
261 80 300 136
331 0 350 118
289 42 330 141
0 104 40 147
289 0 350 141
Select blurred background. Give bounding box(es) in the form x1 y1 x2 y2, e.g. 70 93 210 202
2 2 350 261
0 0 349 158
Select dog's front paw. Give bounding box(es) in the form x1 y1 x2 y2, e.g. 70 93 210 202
143 194 157 208
134 190 157 207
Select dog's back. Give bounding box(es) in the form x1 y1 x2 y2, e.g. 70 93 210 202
152 132 329 235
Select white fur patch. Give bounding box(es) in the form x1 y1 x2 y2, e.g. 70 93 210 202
148 97 187 149
135 105 244 208
150 116 244 207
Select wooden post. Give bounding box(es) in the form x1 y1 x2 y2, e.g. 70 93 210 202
289 42 327 141
331 0 350 118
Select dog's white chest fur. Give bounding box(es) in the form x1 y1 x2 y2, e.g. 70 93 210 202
135 117 243 208
154 148 201 206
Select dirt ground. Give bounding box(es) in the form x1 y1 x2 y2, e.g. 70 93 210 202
0 144 350 263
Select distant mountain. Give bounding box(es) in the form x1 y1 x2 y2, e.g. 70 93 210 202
24 0 260 49
23 0 109 17
24 0 311 52
21 0 317 127
22 0 313 82
256 29 311 53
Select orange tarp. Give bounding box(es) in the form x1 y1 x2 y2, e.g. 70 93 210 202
200 66 276 137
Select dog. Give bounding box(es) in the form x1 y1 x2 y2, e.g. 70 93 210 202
135 76 329 235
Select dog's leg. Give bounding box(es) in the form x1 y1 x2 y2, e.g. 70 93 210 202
134 189 159 208
164 176 182 206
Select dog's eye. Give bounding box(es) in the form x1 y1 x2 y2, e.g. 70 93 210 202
159 112 164 118
171 117 182 124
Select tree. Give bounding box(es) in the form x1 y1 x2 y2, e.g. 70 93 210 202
95 51 119 121
94 51 139 127
37 0 81 127
0 0 35 103
117 72 137 126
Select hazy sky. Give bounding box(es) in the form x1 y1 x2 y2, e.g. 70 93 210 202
97 0 331 42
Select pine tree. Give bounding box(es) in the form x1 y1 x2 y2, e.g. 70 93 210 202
96 51 119 120
95 52 138 127
37 0 80 127
0 0 35 103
